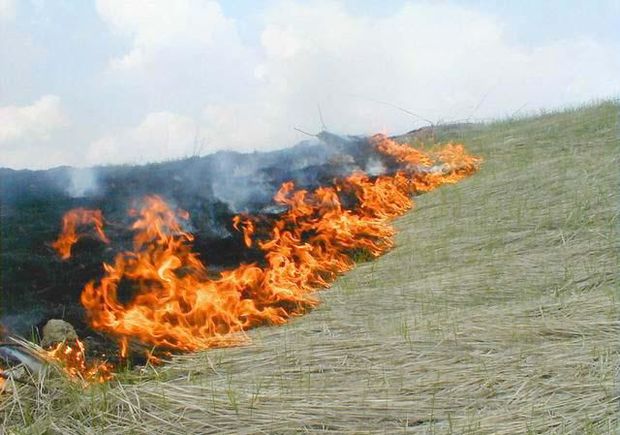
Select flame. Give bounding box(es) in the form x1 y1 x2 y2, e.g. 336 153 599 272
51 208 109 259
55 135 481 355
45 339 113 384
232 215 255 248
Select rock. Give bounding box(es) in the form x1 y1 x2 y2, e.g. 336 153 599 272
41 319 78 348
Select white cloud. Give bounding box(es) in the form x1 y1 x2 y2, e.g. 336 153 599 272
82 0 620 167
249 1 620 141
0 0 15 20
87 111 201 165
95 0 258 125
96 0 246 73
96 0 227 46
0 95 68 144
4 0 615 169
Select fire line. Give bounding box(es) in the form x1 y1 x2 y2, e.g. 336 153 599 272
48 134 481 379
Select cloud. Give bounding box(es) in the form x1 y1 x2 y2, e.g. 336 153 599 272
84 0 620 166
250 1 620 139
95 0 255 107
6 0 620 169
87 111 200 165
0 95 68 144
0 0 15 20
96 0 233 70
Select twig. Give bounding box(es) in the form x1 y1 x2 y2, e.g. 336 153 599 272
293 127 318 137
343 93 434 125
317 104 327 130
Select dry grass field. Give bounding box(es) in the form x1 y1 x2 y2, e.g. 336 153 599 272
1 101 618 434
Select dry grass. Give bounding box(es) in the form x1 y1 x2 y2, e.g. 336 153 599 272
1 101 619 434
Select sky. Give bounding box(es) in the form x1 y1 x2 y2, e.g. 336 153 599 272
0 0 619 169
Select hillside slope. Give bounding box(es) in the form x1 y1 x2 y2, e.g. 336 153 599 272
2 101 619 434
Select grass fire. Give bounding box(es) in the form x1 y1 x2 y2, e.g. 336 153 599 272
1 103 618 433
45 135 480 371
2 1 620 431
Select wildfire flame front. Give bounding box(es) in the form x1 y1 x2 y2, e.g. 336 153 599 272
51 135 481 363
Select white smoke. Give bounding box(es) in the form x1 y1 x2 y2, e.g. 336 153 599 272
66 167 99 198
365 157 386 177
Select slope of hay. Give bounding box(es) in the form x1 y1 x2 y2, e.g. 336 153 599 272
2 101 619 434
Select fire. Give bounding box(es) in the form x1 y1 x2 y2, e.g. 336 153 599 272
0 339 111 389
54 135 481 356
232 215 255 248
45 339 113 384
51 208 109 259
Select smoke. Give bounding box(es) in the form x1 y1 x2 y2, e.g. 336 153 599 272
205 135 357 212
365 157 386 177
210 160 273 213
66 167 99 198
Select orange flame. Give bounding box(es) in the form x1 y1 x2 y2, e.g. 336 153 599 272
56 136 481 355
232 215 255 248
45 339 113 383
51 208 109 259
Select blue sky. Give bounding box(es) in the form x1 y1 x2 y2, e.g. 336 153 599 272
1 0 619 169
